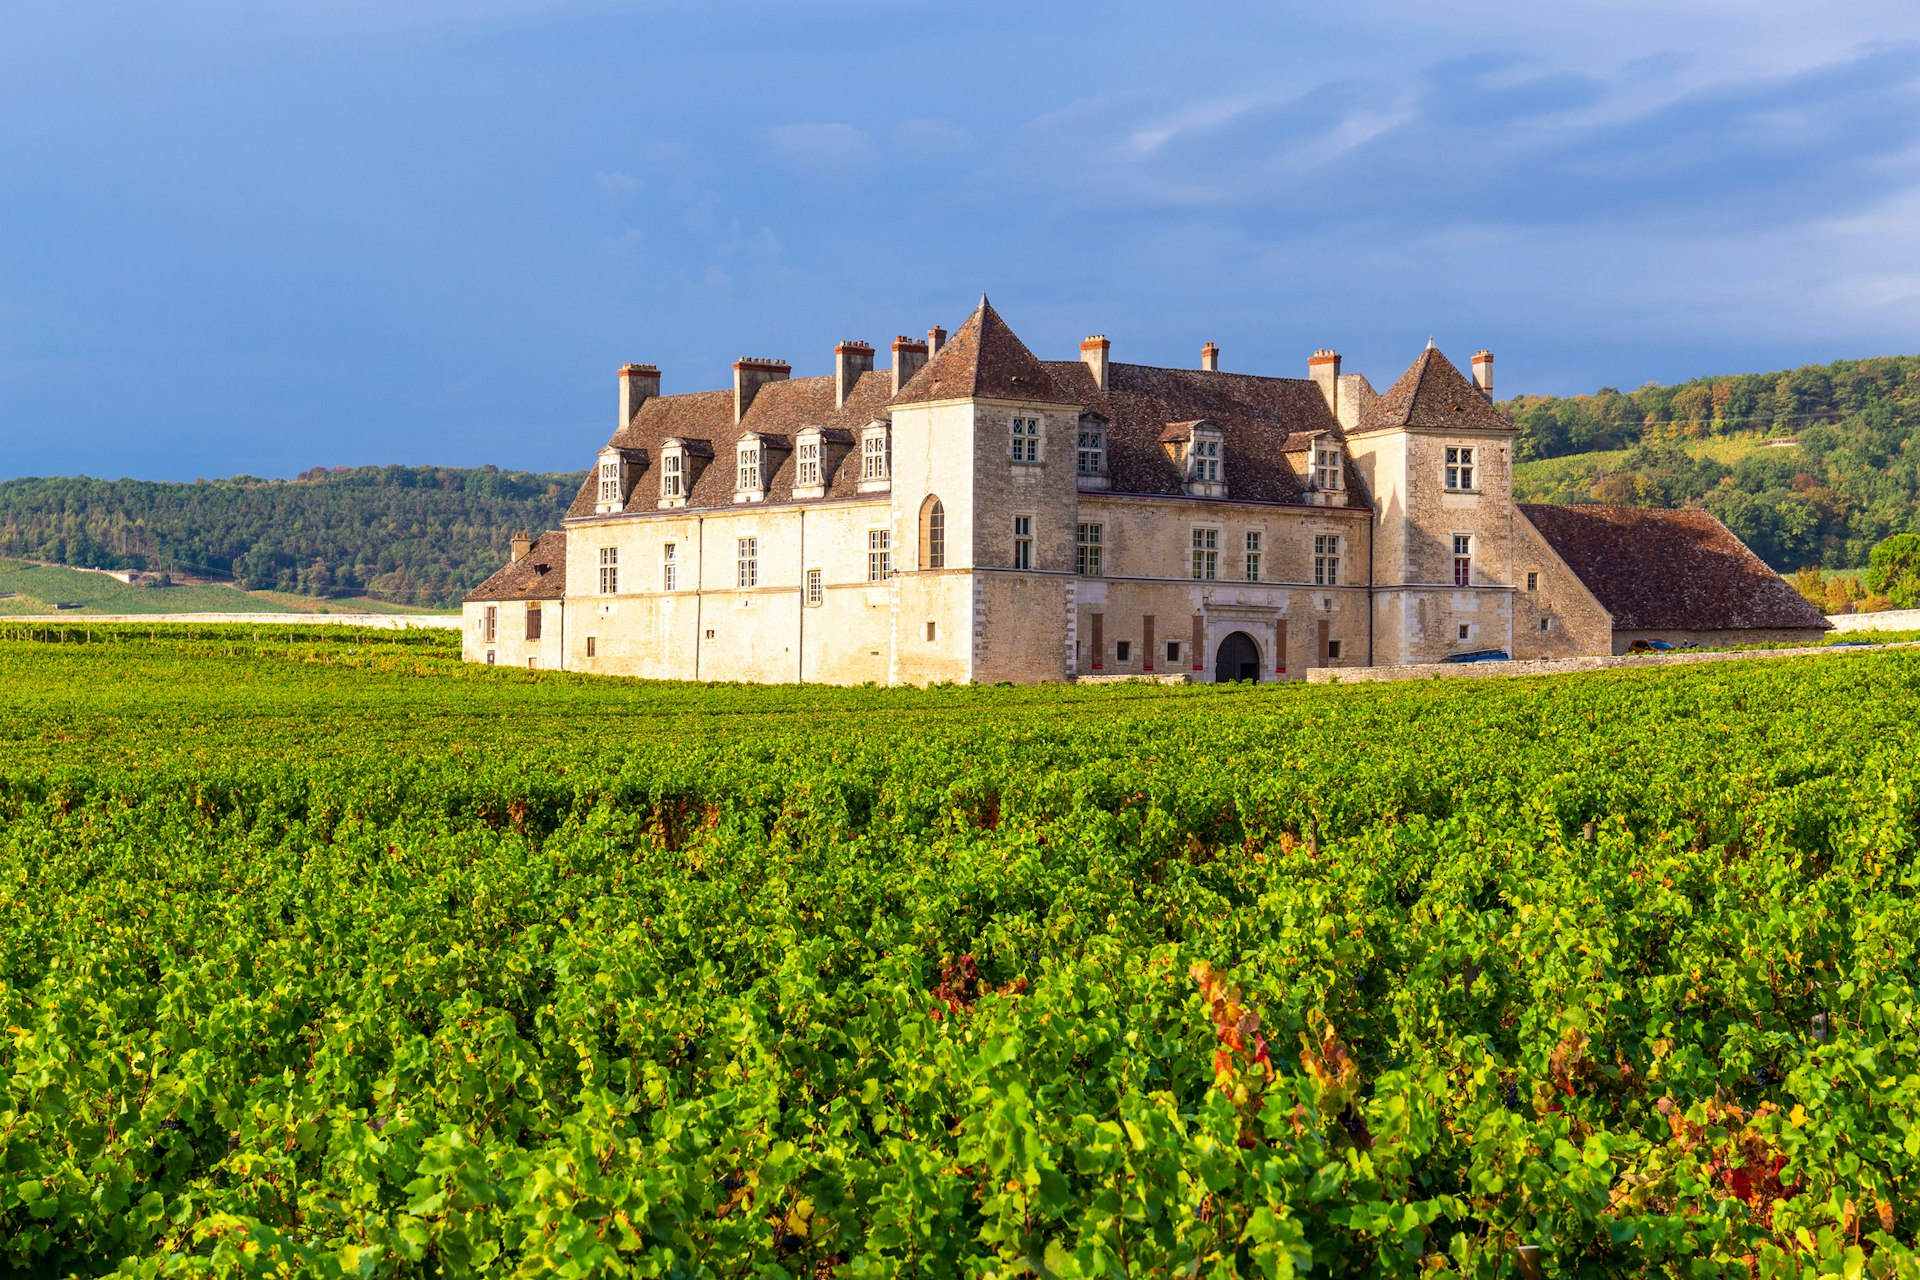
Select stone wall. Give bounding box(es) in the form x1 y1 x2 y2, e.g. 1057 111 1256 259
7 612 458 629
1306 639 1919 684
1509 512 1613 659
462 600 567 669
1829 608 1920 632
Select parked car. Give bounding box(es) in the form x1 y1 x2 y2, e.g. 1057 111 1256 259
1443 648 1510 664
1628 639 1673 654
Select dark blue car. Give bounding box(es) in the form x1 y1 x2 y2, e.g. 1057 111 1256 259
1443 648 1510 664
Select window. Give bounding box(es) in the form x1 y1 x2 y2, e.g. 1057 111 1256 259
661 451 684 499
527 656 539 670
483 606 497 642
1313 446 1342 492
1445 446 1476 491
1011 416 1040 463
807 569 823 606
1165 641 1180 665
485 650 495 666
662 542 677 592
920 497 945 570
1453 534 1472 587
525 603 542 641
1077 425 1104 475
868 530 891 581
1327 640 1342 661
1526 571 1539 591
1458 624 1471 641
926 621 937 642
1192 438 1221 482
862 431 889 481
598 547 618 595
585 635 597 658
1116 640 1132 663
1191 528 1218 580
1540 617 1552 632
1013 516 1033 570
1314 534 1340 587
737 444 762 494
1245 531 1262 582
737 537 758 588
797 438 822 488
598 458 620 505
1076 523 1103 577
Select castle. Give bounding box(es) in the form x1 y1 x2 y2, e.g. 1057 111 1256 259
463 299 1828 682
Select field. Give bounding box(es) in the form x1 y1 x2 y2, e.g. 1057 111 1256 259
1511 433 1785 497
0 560 445 617
4 629 1920 1277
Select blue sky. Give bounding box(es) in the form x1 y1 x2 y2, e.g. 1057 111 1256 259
4 0 1919 480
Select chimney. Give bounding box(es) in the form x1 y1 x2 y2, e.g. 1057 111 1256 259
1309 348 1341 417
732 357 790 423
1201 342 1219 373
1081 335 1110 392
1472 349 1494 398
618 363 660 428
891 334 929 394
927 325 946 358
510 532 531 563
834 340 874 408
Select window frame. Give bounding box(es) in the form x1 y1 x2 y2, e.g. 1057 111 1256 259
597 546 619 595
1076 522 1103 577
525 602 542 641
1313 446 1342 492
1445 445 1477 492
736 536 758 589
661 449 685 500
1076 424 1104 476
921 497 946 570
736 441 763 497
1313 534 1340 587
662 541 677 593
861 430 890 482
1244 530 1262 582
1012 515 1034 570
867 529 891 582
806 567 823 606
1011 415 1042 464
1190 527 1219 581
483 605 497 643
1452 533 1472 587
796 436 822 489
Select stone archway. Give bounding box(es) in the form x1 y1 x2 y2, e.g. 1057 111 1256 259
1215 630 1262 683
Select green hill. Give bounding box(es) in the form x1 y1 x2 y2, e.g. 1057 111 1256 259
0 465 584 610
1501 355 1920 570
0 559 443 617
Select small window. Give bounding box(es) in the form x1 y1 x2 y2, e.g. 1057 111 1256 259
1190 528 1218 580
1076 425 1104 476
1192 438 1221 483
1445 446 1476 492
1540 617 1551 632
926 621 937 642
484 605 497 643
1327 640 1342 661
1245 531 1262 582
807 568 823 606
585 635 597 658
1165 640 1180 664
737 444 762 494
1011 416 1041 463
1013 516 1033 570
704 628 715 640
737 537 758 589
1314 534 1340 587
1458 624 1471 641
1453 534 1472 587
1076 523 1103 577
1116 640 1131 663
598 458 620 505
661 451 684 499
1526 571 1539 591
862 431 890 481
797 438 822 488
868 530 891 582
525 603 542 641
920 497 945 570
662 542 677 592
598 547 618 595
527 656 539 670
1313 446 1342 492
485 650 495 666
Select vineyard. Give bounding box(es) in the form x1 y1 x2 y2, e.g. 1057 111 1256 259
4 627 1920 1278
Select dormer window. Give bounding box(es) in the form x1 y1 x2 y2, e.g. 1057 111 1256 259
1171 422 1227 498
735 437 767 503
859 425 890 491
1193 438 1220 483
598 461 619 505
1314 446 1342 492
798 436 822 488
661 448 685 502
594 448 630 515
1076 422 1104 477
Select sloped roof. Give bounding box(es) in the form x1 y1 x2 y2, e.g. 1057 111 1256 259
890 298 1076 406
1044 360 1370 508
464 529 567 603
1519 504 1830 632
1359 346 1512 434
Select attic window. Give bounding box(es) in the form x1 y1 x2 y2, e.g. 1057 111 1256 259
1313 446 1342 492
736 442 763 497
598 460 619 505
1180 424 1227 497
1192 438 1220 482
861 428 890 485
1076 423 1104 476
661 449 685 500
797 436 822 488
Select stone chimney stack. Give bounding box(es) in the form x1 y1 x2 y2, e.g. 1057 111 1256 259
890 334 929 395
1472 350 1494 399
618 363 660 428
1081 335 1110 392
1309 349 1342 417
733 357 791 424
834 340 874 409
510 532 532 563
927 325 947 358
1201 342 1219 373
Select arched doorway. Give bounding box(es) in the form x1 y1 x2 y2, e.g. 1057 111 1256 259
1215 631 1261 683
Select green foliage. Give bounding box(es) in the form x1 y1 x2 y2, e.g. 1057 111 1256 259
1867 535 1920 610
4 630 1920 1276
1503 355 1920 571
0 466 584 609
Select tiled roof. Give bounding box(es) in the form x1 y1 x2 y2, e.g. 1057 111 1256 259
1519 504 1831 632
890 298 1076 406
1359 346 1512 434
1044 360 1370 508
463 529 567 603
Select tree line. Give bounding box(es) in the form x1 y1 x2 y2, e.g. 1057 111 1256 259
0 465 582 609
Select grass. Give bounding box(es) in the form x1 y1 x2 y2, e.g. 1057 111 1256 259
1513 431 1782 497
0 559 447 617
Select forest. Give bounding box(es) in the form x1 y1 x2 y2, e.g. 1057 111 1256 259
0 466 583 609
1503 354 1920 571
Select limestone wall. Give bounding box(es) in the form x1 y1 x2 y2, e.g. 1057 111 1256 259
1510 513 1613 659
1829 608 1920 632
462 600 567 669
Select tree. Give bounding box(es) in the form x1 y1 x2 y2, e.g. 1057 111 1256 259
1865 533 1920 609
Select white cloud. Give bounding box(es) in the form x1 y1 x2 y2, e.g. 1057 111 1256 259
594 170 642 194
764 122 876 170
893 117 971 157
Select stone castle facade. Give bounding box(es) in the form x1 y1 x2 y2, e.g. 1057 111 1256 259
463 299 1829 682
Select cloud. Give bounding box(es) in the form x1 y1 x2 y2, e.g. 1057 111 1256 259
594 170 642 194
893 117 971 158
764 122 876 171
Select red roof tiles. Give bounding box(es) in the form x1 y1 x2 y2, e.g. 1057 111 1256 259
463 529 567 603
889 298 1076 406
1360 346 1514 434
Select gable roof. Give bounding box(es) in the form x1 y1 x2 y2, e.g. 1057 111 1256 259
1359 346 1512 434
1519 504 1830 632
890 298 1076 406
464 529 567 603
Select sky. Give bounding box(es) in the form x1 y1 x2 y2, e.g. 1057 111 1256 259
3 0 1920 481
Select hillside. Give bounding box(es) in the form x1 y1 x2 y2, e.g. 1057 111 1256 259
0 559 441 616
1501 354 1920 570
0 465 584 610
